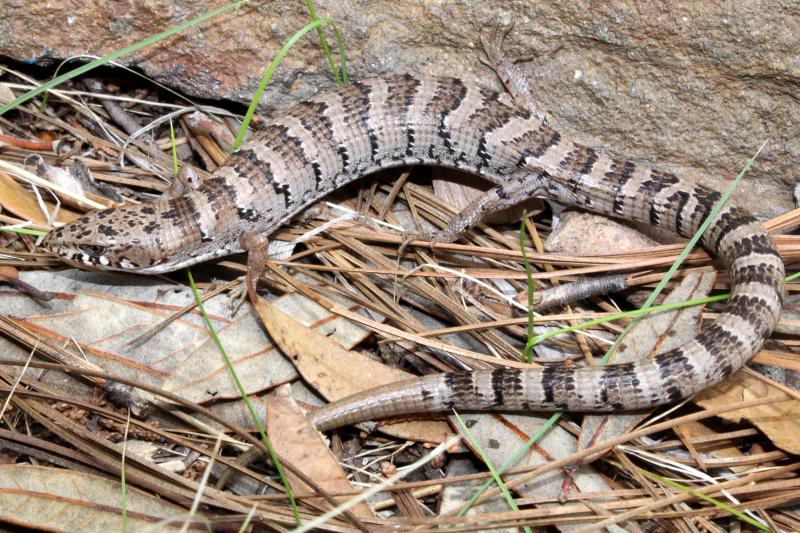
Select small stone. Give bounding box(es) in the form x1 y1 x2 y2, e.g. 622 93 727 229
545 210 659 255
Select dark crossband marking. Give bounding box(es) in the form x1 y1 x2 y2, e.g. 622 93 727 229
489 368 524 407
466 88 512 169
442 372 476 410
639 169 681 226
231 148 294 209
200 176 240 216
427 78 468 154
287 100 336 143
260 124 312 168
605 159 638 215
385 74 422 157
709 206 757 252
666 189 691 235
515 124 562 165
560 145 599 176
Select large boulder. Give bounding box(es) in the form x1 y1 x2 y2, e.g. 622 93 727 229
1 1 796 216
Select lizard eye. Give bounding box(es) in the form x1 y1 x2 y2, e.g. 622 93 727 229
79 244 108 258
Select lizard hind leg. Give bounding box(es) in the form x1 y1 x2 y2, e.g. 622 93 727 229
401 171 548 251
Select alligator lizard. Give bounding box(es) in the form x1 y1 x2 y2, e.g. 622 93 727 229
45 70 785 431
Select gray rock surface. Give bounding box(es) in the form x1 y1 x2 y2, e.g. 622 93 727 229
1 1 796 216
545 210 660 255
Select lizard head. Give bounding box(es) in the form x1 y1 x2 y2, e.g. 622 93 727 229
44 204 174 274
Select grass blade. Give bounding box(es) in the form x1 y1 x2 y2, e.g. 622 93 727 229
232 17 348 150
0 1 247 117
186 270 301 526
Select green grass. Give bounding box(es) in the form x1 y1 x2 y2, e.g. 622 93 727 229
453 412 533 533
0 226 46 237
7 2 351 526
0 1 247 117
186 271 301 526
305 0 349 86
456 412 562 516
4 2 790 527
638 468 770 531
178 5 351 527
526 142 767 359
232 16 348 150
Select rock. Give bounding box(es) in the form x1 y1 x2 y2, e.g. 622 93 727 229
545 210 660 255
1 1 795 217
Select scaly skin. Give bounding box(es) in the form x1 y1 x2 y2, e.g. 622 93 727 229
45 74 785 430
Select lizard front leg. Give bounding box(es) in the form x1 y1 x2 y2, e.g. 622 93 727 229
480 21 548 123
238 231 270 308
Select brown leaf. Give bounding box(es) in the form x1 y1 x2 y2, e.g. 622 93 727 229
162 307 299 403
673 421 767 474
253 295 453 443
0 464 203 531
451 412 623 527
439 458 517 519
0 170 80 224
695 370 800 454
266 384 374 518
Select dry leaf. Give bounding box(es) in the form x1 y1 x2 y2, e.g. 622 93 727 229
674 421 769 474
253 295 453 443
266 384 374 518
438 458 517 527
0 170 80 224
0 464 203 531
164 288 372 403
452 412 627 533
1 271 382 433
695 370 800 454
162 307 299 403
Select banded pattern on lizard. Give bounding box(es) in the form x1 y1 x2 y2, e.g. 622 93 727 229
45 73 785 431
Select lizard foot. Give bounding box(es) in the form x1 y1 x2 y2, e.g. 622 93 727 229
479 19 515 74
227 279 250 317
480 19 548 122
398 228 458 259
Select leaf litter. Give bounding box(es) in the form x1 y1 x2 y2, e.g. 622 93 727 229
0 59 799 532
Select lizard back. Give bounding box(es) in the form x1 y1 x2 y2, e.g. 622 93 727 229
45 75 785 427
